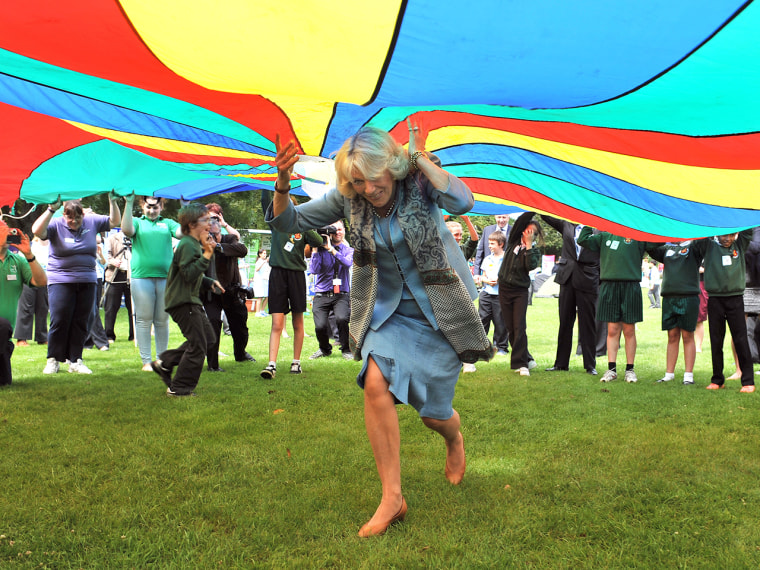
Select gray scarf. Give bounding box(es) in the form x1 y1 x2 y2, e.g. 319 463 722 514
348 173 493 363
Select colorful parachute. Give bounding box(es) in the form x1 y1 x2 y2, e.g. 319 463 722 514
1 0 758 240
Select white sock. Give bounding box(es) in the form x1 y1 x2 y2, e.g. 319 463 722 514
268 361 276 367
292 359 300 365
663 372 675 381
683 372 694 382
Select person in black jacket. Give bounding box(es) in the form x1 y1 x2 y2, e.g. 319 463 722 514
203 204 254 372
541 216 600 375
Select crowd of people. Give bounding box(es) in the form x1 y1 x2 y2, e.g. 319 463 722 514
1 123 759 537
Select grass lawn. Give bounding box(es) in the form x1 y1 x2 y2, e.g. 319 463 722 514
1 292 760 568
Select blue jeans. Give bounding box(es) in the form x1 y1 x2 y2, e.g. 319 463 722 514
131 278 170 363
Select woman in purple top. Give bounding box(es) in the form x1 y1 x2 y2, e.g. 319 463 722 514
33 196 121 374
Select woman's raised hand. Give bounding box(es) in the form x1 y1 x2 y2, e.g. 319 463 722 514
406 116 429 155
274 134 299 191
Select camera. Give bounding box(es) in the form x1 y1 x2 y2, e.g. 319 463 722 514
7 228 22 245
229 283 255 305
318 225 338 245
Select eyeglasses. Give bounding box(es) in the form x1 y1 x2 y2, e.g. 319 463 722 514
197 216 211 224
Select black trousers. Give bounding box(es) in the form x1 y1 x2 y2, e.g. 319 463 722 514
708 295 754 386
204 292 249 368
161 303 215 394
0 317 13 385
14 284 48 343
478 291 508 352
499 286 531 369
312 293 350 354
103 280 134 341
555 283 598 370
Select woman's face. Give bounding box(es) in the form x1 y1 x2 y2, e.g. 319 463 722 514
63 212 84 231
259 251 267 259
143 200 162 220
350 168 395 208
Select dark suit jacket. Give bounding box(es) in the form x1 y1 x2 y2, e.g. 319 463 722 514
542 215 600 292
474 223 511 275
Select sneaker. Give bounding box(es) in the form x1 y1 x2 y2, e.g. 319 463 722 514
166 388 197 397
682 378 695 385
42 357 59 374
600 369 617 383
151 360 172 387
705 383 725 390
656 375 673 383
496 350 508 357
142 363 153 372
260 363 276 379
518 367 530 376
740 385 756 393
290 362 302 374
462 363 477 373
527 359 537 370
309 349 331 360
99 345 109 351
342 351 354 361
624 369 638 383
68 359 92 374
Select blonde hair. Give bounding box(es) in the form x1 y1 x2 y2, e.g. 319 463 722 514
333 127 409 198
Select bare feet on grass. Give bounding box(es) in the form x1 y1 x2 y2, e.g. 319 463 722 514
445 431 466 485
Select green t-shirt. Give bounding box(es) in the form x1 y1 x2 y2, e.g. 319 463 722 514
0 252 33 330
261 190 323 271
578 229 646 282
692 230 752 297
164 235 213 311
647 243 702 297
130 216 181 279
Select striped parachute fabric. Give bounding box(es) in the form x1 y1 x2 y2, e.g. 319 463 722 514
0 0 758 240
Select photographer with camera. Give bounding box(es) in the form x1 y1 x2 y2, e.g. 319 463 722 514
103 229 134 343
0 219 47 384
309 220 354 360
202 204 255 371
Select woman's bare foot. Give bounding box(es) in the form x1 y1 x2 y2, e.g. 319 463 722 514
358 495 406 537
727 370 742 380
445 431 466 485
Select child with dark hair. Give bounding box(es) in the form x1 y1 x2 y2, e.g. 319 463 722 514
151 202 223 396
692 230 756 392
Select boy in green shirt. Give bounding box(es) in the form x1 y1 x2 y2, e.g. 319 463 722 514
692 230 755 392
151 203 223 396
647 241 703 385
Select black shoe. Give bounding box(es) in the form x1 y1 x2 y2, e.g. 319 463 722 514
207 366 225 372
235 352 256 362
151 360 172 388
545 366 569 372
586 368 598 375
167 388 197 397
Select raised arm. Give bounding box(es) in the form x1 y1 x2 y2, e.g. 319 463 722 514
108 191 121 229
121 193 136 236
32 197 62 239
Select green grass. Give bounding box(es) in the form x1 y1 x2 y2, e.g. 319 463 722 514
2 292 760 568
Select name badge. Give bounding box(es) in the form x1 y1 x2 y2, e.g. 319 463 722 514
7 274 17 281
333 278 342 286
610 241 620 250
722 255 732 266
157 223 167 229
65 237 75 244
283 242 294 252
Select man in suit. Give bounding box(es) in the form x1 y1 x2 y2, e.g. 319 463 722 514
541 215 600 375
473 214 511 276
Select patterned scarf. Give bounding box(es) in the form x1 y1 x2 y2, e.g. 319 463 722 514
347 173 494 363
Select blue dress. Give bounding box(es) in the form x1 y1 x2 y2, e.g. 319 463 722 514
267 172 476 421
